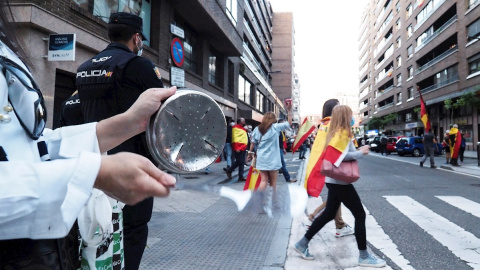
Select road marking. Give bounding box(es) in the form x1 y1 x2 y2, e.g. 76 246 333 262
384 196 480 269
436 196 480 218
341 205 415 270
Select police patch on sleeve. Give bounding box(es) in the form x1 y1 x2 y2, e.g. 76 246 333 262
154 67 162 80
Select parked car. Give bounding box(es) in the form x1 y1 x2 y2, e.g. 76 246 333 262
285 137 295 152
368 136 381 152
395 136 445 157
386 136 405 154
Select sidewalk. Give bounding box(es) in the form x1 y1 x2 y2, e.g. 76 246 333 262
438 150 480 177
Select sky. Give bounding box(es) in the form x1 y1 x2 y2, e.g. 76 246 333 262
269 0 369 116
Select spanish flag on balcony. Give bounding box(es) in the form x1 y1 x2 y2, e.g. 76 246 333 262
244 166 261 191
232 124 248 151
291 118 316 153
418 87 431 132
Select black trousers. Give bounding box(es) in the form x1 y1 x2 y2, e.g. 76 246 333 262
228 150 246 180
305 183 367 250
123 197 154 270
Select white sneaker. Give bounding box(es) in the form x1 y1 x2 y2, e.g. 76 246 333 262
335 224 354 238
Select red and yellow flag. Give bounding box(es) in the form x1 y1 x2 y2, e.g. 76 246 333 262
232 124 248 151
418 88 431 132
304 117 329 197
243 166 261 190
291 118 316 153
449 127 462 159
322 129 351 166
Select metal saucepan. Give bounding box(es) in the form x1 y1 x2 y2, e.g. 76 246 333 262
146 90 227 174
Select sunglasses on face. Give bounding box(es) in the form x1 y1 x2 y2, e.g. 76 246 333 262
1 56 46 140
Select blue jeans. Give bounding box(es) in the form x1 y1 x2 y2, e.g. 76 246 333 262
279 149 291 181
224 143 232 167
299 145 307 158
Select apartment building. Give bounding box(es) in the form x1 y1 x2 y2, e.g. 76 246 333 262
7 0 291 129
358 0 480 150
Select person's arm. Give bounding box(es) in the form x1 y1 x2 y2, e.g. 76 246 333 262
343 141 369 161
286 103 293 126
96 87 176 153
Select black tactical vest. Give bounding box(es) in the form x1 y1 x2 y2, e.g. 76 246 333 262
76 45 137 123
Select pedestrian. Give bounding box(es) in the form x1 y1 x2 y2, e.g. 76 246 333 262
226 118 248 182
298 139 307 159
0 4 176 266
278 119 297 183
449 124 461 166
305 99 353 239
459 130 466 165
443 131 451 164
379 133 388 155
419 130 437 169
76 12 168 269
247 104 293 192
294 105 386 268
223 120 234 172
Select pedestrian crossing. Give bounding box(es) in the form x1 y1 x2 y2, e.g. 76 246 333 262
338 195 480 269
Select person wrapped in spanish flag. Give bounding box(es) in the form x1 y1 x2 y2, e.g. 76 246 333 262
294 105 385 268
225 118 248 181
449 124 462 166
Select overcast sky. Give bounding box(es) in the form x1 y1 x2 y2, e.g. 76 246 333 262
269 0 369 116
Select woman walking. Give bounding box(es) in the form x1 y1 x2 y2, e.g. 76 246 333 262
247 104 292 191
294 105 386 268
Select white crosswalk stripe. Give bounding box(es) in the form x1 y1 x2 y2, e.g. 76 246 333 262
436 196 480 218
384 196 480 269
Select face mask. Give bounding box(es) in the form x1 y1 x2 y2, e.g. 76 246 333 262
135 36 143 56
350 117 355 126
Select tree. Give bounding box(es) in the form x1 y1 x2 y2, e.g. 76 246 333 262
444 97 466 124
366 113 398 131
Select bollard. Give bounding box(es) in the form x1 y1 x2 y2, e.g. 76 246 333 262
477 142 480 166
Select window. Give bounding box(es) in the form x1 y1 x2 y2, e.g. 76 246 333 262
208 51 218 85
396 92 402 104
396 55 402 67
468 53 480 76
469 0 480 9
406 4 413 19
467 18 480 41
407 87 414 99
396 18 401 30
407 24 413 38
72 0 152 45
226 0 237 25
396 37 401 49
238 75 251 104
183 26 199 74
408 66 414 78
407 45 413 58
396 1 401 11
228 61 234 94
396 73 402 85
255 90 264 112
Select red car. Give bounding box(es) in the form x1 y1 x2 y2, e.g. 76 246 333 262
386 136 405 154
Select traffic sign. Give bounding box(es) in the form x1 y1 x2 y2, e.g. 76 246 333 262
171 37 184 67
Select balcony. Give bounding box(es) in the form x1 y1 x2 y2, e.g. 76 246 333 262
415 15 457 53
415 0 447 32
415 46 458 75
378 102 394 111
416 75 459 96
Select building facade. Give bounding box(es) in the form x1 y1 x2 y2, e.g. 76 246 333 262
7 0 293 129
358 0 480 150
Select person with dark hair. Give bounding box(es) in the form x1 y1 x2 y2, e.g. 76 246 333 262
76 12 168 270
304 99 353 238
0 2 176 268
226 117 248 181
278 118 297 183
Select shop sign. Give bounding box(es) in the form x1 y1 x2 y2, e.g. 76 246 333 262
405 122 418 129
48 34 76 61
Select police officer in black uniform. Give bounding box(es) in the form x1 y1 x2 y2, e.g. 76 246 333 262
76 12 166 270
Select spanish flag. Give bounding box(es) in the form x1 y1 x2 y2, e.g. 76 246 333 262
322 129 351 167
291 118 316 153
232 124 248 151
304 117 330 197
449 127 462 159
244 166 261 190
418 87 431 132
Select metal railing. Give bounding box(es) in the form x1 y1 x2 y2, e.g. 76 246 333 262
415 47 458 75
378 102 394 111
414 0 447 31
416 75 459 96
415 15 457 53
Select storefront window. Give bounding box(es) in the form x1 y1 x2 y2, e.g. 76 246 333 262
72 0 151 45
459 126 473 143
